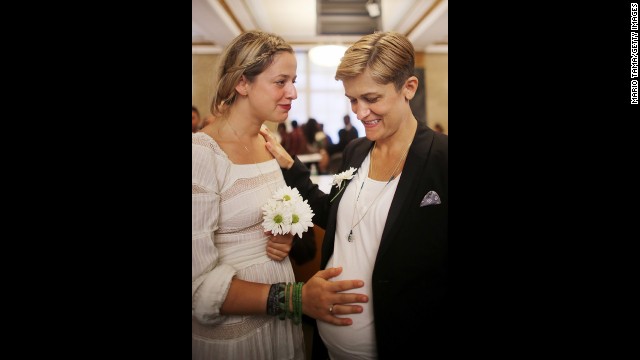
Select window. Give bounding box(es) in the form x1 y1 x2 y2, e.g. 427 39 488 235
288 51 364 143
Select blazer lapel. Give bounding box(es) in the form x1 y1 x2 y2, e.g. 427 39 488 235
377 122 433 259
331 139 374 204
347 139 374 171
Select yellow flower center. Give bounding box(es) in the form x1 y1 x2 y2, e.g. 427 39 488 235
292 214 299 224
274 214 283 224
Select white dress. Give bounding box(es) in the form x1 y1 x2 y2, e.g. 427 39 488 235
192 132 304 360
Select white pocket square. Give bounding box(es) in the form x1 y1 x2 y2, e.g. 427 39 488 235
420 190 441 207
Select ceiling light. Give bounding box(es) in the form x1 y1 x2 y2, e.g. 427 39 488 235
308 45 348 67
366 0 381 18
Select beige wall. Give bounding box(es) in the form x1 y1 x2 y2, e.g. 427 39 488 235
417 52 448 135
192 54 220 120
192 51 448 134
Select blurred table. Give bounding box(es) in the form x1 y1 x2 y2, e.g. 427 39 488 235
297 153 322 164
310 175 333 194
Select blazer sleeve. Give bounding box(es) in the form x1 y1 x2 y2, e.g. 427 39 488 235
282 158 333 228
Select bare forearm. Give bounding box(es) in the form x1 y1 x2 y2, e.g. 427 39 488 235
220 278 270 315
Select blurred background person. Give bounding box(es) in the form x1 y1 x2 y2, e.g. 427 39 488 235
287 120 308 157
275 122 290 150
326 114 359 174
192 105 201 133
433 122 445 133
303 118 322 154
328 114 359 156
316 123 333 174
317 123 333 150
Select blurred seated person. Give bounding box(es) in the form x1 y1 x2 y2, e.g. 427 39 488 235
316 123 333 174
303 118 322 154
192 105 201 133
327 114 358 156
303 118 331 175
316 123 333 150
287 120 308 157
276 122 290 150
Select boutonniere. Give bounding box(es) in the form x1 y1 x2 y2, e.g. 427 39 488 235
330 167 357 202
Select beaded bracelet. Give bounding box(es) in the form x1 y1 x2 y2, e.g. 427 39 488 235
280 283 291 320
267 282 303 324
292 282 303 324
266 283 283 316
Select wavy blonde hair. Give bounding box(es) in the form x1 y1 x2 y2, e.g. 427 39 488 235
210 30 293 117
335 31 415 91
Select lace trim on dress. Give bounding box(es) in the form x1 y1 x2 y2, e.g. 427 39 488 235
217 222 263 235
192 133 228 159
192 315 271 340
192 184 209 194
220 170 280 203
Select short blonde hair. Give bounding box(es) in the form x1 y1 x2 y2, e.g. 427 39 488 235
335 31 415 91
211 30 293 116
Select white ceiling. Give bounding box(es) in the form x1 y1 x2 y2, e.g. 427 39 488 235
192 0 448 54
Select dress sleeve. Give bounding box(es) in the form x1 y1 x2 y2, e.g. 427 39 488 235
192 142 236 325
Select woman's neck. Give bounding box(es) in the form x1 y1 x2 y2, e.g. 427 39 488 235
374 117 417 154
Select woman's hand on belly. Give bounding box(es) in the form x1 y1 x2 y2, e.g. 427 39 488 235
302 266 369 326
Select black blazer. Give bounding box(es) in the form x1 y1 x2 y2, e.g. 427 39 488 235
283 120 448 359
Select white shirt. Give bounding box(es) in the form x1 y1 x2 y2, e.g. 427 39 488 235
317 153 400 360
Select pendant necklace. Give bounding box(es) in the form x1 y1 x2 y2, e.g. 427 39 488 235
225 120 273 193
347 141 411 242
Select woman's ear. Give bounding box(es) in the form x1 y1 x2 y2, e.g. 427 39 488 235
403 76 418 101
235 75 248 96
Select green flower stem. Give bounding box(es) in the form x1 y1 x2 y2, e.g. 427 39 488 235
330 184 345 203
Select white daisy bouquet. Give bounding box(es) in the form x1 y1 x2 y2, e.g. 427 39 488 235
262 186 314 238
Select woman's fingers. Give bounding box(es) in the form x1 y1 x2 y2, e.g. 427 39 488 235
315 267 365 292
333 291 369 305
266 242 286 261
265 233 293 261
329 304 364 316
259 127 294 169
302 268 369 325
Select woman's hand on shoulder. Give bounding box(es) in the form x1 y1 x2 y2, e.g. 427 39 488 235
260 126 294 169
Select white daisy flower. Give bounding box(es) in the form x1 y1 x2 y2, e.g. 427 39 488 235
331 167 357 189
272 185 303 203
262 200 292 235
330 167 358 202
289 199 315 238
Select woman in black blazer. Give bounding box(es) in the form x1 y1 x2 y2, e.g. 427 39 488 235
262 31 447 359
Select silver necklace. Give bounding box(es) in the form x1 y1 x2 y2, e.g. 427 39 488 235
347 141 411 242
225 121 274 193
